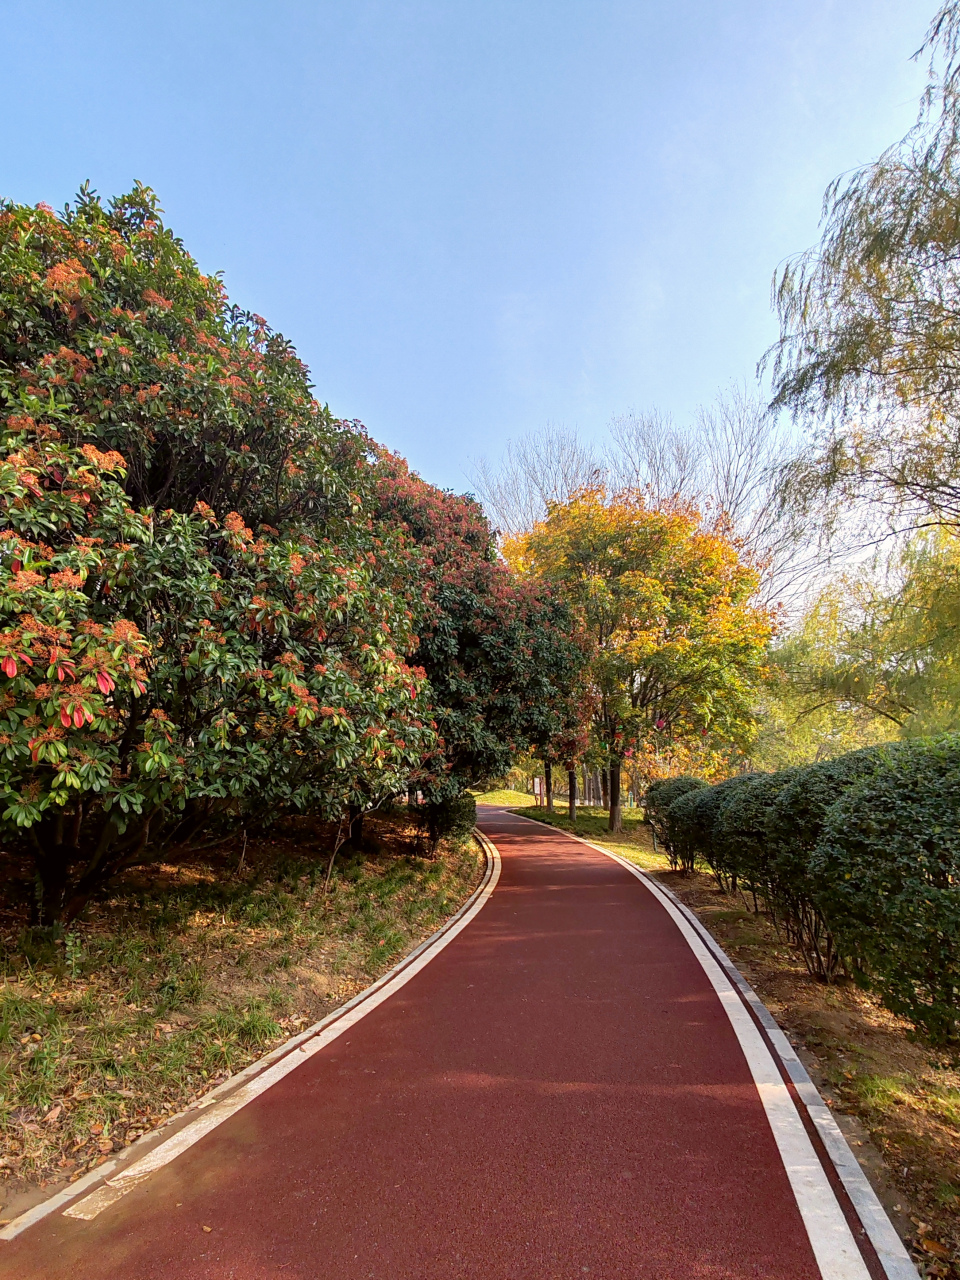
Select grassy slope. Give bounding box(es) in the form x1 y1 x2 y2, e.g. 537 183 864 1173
0 815 481 1202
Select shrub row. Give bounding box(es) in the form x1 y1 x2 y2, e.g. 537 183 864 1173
644 737 960 1045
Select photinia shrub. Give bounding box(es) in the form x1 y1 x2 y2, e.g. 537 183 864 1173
0 419 435 922
374 452 586 812
0 183 361 526
0 189 436 921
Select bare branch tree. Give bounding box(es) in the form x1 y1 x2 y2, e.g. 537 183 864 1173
468 423 603 537
470 388 823 607
694 389 817 604
606 408 702 502
609 389 815 605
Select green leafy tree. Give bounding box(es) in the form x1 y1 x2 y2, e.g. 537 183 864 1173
769 5 960 536
374 453 586 836
506 487 773 831
0 190 434 921
764 532 960 747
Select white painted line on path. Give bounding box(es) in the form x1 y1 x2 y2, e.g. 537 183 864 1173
496 811 917 1280
1 833 500 1240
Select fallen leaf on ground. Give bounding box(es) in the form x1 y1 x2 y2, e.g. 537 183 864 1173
920 1238 951 1259
202 1225 212 1233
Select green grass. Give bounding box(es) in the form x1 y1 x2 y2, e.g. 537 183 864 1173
0 826 481 1192
851 1072 960 1133
472 788 534 807
925 1083 960 1129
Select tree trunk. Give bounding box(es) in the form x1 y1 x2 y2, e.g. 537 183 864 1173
33 843 71 926
608 757 623 833
544 761 554 813
601 767 609 809
324 817 350 894
568 769 577 823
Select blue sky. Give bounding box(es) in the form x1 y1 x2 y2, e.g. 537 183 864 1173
3 0 932 491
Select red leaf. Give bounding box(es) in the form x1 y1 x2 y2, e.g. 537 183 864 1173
1 657 16 678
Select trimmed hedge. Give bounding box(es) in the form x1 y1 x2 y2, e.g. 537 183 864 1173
643 776 706 869
713 773 792 902
648 737 960 1044
764 747 894 980
813 737 960 1044
666 776 757 883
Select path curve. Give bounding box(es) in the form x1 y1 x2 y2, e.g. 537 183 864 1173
0 806 914 1280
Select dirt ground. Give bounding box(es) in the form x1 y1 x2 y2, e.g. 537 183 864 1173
0 811 482 1221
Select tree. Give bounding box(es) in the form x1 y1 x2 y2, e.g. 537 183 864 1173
769 5 960 539
471 390 809 606
0 189 434 921
609 390 809 604
0 184 367 528
504 486 773 831
374 453 586 831
469 424 602 539
763 530 960 747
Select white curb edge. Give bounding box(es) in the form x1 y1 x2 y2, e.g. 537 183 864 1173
0 832 500 1241
500 809 918 1280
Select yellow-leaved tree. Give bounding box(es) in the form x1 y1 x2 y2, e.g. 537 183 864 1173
504 487 774 830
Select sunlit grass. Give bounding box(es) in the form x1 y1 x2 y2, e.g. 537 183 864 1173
472 788 533 807
0 832 481 1191
853 1073 913 1112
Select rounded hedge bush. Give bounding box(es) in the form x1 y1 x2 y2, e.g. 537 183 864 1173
766 746 892 873
813 735 960 1044
713 771 800 907
643 776 706 868
670 774 759 885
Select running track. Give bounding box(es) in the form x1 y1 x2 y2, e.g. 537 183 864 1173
0 807 914 1280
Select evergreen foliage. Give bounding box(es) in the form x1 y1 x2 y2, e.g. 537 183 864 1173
660 737 960 1042
0 186 581 920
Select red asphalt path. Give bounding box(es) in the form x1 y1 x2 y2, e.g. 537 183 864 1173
1 807 892 1280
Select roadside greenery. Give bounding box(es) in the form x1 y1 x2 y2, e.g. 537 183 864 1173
504 486 772 831
0 819 481 1188
0 185 581 919
374 455 585 841
649 736 960 1044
